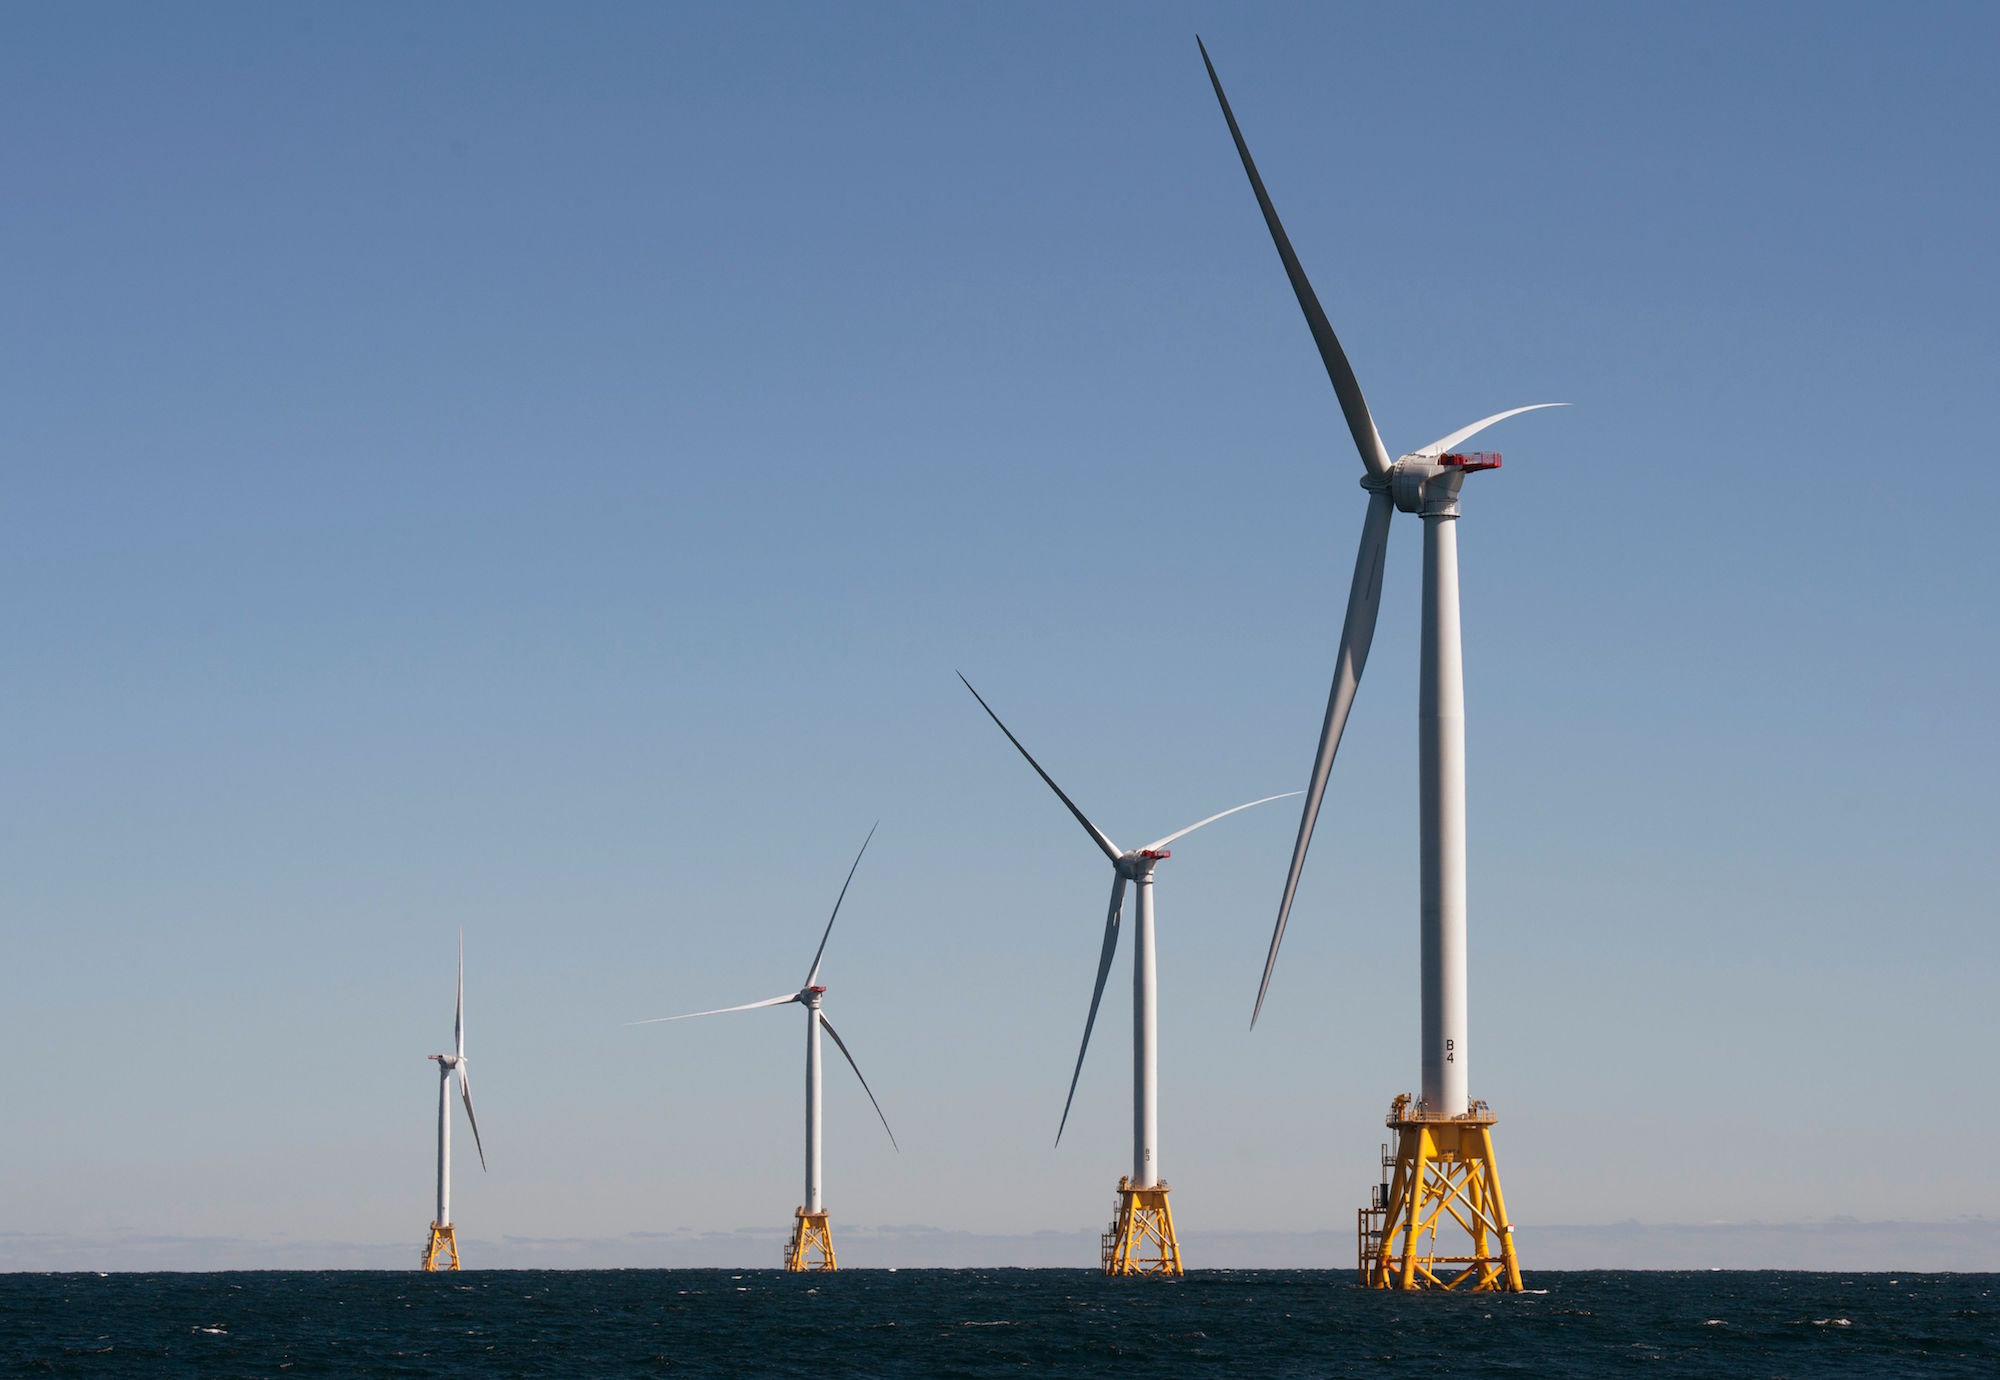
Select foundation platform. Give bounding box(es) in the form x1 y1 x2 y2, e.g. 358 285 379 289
1101 1177 1183 1276
1357 1094 1520 1291
420 1222 460 1272
785 1208 837 1271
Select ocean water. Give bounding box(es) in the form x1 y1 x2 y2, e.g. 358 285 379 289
2 1270 1993 1377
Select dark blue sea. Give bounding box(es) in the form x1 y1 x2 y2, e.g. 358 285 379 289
2 1270 1993 1376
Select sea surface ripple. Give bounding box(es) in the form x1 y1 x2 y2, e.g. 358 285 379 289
2 1269 1994 1377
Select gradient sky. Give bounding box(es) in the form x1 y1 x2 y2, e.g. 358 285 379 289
4 2 1996 1267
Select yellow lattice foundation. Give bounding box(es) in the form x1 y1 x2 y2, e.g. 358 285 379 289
785 1209 836 1271
1357 1095 1520 1291
420 1222 460 1272
1100 1177 1183 1276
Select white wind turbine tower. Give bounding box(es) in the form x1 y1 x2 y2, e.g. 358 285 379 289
420 930 486 1272
960 673 1297 1276
632 824 896 1272
1200 37 1565 1292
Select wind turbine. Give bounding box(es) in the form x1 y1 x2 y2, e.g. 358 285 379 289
960 673 1297 1275
632 824 896 1272
1200 37 1563 1291
420 929 486 1272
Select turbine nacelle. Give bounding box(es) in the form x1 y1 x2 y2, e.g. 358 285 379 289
1380 455 1496 518
1114 848 1172 878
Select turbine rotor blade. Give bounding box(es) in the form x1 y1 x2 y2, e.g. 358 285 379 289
1254 488 1395 1029
1056 872 1126 1147
817 1013 898 1151
626 993 798 1026
806 821 878 988
454 928 465 1062
1412 403 1570 459
1199 37 1392 479
959 672 1120 861
1140 791 1302 855
457 1063 486 1171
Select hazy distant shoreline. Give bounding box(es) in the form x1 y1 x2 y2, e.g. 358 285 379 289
7 1219 1997 1273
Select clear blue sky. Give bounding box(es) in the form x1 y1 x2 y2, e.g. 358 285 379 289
3 2 1995 1267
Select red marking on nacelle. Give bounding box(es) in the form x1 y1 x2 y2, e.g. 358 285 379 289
807 985 827 995
1439 451 1502 472
1139 848 1171 860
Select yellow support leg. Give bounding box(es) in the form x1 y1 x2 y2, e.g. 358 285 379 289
785 1209 836 1271
1397 1127 1431 1289
1361 1096 1522 1292
1479 1125 1524 1291
1100 1176 1183 1276
419 1222 459 1272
